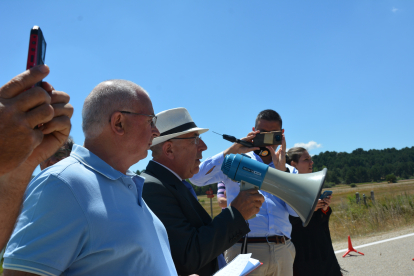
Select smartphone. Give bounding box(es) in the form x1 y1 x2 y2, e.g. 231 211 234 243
320 190 332 200
26 26 47 86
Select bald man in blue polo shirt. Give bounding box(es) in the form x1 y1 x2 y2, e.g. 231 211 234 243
3 80 177 276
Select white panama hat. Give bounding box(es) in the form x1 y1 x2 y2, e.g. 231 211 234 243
151 107 209 147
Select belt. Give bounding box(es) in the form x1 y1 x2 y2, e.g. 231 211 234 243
237 235 290 244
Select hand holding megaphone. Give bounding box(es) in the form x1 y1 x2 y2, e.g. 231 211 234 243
230 188 265 220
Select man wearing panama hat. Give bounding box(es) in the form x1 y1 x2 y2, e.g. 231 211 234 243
142 107 265 276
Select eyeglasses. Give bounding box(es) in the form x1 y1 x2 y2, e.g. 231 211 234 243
119 111 157 127
170 136 202 145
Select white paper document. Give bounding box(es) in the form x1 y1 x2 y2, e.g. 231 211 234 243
213 253 262 276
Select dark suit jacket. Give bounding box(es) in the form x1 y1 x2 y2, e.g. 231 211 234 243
142 161 249 276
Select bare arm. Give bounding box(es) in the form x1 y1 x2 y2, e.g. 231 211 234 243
0 166 33 249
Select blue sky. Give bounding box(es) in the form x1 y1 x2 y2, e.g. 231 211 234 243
1 1 413 175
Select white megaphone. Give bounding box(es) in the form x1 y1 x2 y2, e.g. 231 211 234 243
221 154 327 227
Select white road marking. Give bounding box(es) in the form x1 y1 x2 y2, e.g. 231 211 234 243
334 233 414 254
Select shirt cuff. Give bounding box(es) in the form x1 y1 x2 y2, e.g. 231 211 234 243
3 257 62 276
321 207 330 214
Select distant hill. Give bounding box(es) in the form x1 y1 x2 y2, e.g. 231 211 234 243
312 146 414 186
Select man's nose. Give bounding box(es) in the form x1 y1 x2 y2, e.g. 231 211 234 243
198 138 207 151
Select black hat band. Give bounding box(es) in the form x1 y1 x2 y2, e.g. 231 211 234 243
160 122 197 137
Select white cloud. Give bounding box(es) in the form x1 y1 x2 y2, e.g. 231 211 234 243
293 141 322 151
392 7 398 12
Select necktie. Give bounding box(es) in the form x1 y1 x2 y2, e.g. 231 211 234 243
182 180 198 199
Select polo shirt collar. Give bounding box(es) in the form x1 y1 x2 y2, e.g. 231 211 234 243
70 144 133 180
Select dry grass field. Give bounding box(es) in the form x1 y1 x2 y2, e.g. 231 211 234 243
327 179 414 242
326 179 414 206
197 179 414 243
197 195 224 218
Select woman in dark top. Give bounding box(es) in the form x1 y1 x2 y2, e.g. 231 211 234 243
287 147 343 276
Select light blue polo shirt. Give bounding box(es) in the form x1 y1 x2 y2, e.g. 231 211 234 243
3 145 177 276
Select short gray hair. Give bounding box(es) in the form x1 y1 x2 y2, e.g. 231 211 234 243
82 80 148 138
64 136 75 151
151 142 165 158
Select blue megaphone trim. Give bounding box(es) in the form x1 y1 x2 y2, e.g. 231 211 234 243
221 154 268 188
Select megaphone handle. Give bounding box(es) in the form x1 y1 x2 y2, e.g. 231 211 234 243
240 181 258 191
239 181 259 220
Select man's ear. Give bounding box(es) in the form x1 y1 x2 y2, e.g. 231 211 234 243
163 141 175 160
110 112 125 136
252 127 256 131
290 160 296 167
282 129 284 134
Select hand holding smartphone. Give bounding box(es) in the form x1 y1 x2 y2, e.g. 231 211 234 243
26 26 47 130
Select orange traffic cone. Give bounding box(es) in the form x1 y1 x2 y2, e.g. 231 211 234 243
342 235 364 258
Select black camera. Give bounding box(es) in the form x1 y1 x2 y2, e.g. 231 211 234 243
252 131 282 147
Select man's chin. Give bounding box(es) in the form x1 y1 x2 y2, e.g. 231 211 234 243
189 166 200 179
135 151 148 164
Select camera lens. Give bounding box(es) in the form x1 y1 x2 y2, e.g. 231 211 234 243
275 135 281 141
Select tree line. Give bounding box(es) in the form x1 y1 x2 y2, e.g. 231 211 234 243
135 146 414 194
311 146 414 185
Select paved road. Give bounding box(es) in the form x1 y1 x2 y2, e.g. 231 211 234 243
336 234 414 275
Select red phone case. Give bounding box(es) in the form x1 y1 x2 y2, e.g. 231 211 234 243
26 26 46 88
27 32 38 69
